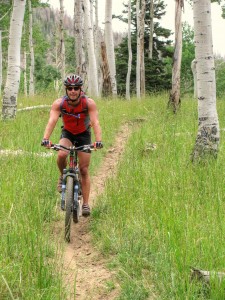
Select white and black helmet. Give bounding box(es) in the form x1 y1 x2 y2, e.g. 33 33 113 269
64 74 83 86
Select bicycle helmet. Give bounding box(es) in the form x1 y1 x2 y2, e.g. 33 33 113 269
64 74 83 86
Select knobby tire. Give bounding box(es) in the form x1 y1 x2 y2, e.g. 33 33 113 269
65 176 73 243
73 179 82 223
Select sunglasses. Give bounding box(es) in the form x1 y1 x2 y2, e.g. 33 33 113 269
66 86 80 91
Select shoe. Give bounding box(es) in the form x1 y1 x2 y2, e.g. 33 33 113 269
57 176 63 193
82 204 90 217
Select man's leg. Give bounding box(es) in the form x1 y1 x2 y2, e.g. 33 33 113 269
56 138 72 192
57 138 72 175
78 151 91 215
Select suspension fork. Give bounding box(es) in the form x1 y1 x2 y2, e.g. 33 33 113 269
61 150 79 211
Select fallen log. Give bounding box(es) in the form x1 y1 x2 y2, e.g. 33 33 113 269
191 267 225 284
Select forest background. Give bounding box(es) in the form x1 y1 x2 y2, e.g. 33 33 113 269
1 0 225 98
1 0 225 299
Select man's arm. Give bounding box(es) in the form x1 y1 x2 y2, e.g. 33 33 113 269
88 98 102 142
43 99 61 139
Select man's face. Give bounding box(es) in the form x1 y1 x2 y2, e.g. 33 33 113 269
66 86 81 100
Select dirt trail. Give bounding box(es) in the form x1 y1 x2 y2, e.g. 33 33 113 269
60 123 131 300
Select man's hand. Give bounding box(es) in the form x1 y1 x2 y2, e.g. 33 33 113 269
41 138 52 148
94 141 103 149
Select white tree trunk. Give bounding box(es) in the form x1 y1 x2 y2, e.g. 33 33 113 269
94 0 99 63
191 0 220 160
0 31 2 97
136 0 141 99
126 0 132 100
168 0 183 112
74 0 86 82
104 0 117 96
24 51 28 96
191 59 197 98
100 41 111 96
28 0 35 96
136 0 145 98
90 0 93 27
83 0 99 97
148 0 154 59
140 0 146 97
2 0 26 119
94 0 103 94
58 0 65 81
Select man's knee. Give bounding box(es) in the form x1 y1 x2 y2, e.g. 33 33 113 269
80 166 89 176
57 151 67 160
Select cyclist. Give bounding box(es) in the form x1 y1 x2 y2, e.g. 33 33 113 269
42 73 103 216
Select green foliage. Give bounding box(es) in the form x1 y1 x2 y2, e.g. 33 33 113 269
1 3 74 94
0 1 12 70
65 34 76 68
0 1 12 32
115 0 173 95
215 57 225 97
34 55 61 91
222 4 225 18
32 24 51 55
181 22 195 94
180 22 225 98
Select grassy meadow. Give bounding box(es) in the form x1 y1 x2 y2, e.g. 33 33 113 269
1 93 225 299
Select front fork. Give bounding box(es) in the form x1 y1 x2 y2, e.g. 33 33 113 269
61 169 67 211
61 168 79 211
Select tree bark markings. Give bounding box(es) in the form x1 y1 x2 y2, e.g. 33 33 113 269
191 0 220 160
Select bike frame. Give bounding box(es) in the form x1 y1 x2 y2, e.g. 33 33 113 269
50 144 94 211
43 143 95 242
61 146 80 211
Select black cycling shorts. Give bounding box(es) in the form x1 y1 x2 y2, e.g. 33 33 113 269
60 129 91 151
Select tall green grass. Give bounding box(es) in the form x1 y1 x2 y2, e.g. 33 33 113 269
1 94 225 299
92 96 225 299
0 94 164 299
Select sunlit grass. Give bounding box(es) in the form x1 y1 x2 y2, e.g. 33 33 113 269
92 96 225 299
0 93 165 298
1 93 225 298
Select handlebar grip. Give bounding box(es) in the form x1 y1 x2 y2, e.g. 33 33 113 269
41 141 51 146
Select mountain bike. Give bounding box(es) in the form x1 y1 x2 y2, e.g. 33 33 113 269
49 143 94 242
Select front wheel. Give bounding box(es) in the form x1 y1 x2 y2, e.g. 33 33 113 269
65 176 74 242
73 181 82 223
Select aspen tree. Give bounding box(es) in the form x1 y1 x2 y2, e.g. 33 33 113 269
2 0 26 119
191 0 220 160
105 0 117 96
24 51 28 96
140 0 146 97
136 0 145 98
0 31 2 97
74 0 86 80
58 0 65 81
148 0 154 59
191 59 197 99
28 0 35 96
136 0 141 99
126 0 132 100
168 0 183 113
83 0 99 96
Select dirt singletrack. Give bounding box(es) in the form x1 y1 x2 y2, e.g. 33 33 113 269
58 123 132 300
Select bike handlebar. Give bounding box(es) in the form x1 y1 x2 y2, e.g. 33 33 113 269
50 144 95 152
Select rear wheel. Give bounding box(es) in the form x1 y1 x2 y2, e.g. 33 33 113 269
65 176 73 242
